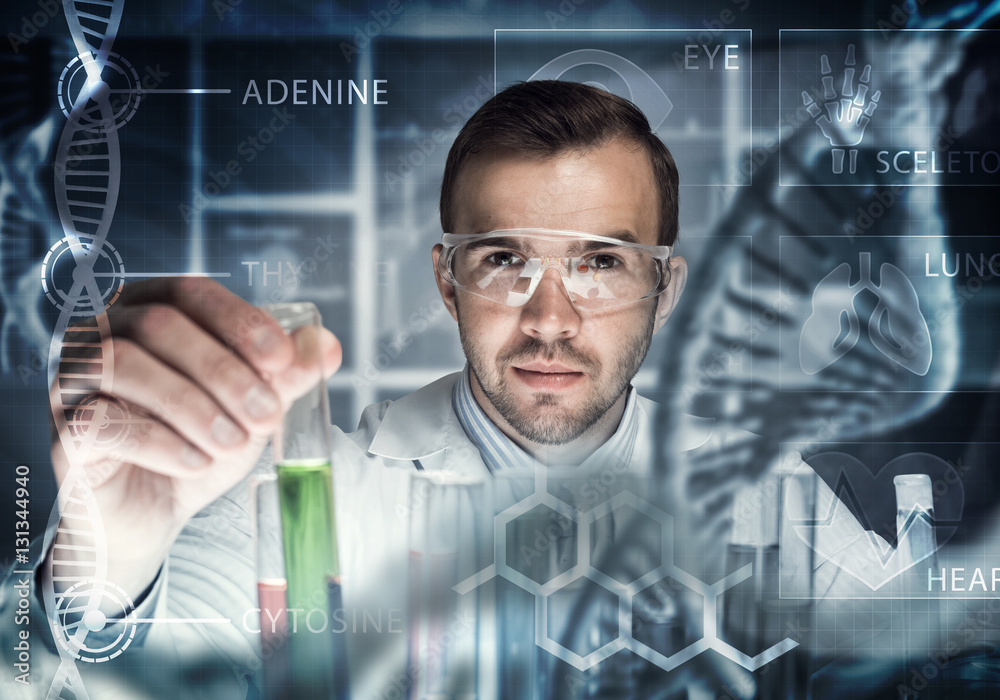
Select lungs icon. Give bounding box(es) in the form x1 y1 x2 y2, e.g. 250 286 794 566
800 253 932 376
800 262 861 374
868 262 932 376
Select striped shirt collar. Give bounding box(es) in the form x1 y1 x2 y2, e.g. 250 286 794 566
452 365 640 473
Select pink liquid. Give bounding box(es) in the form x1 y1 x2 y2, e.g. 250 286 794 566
408 550 463 699
257 578 291 695
257 578 289 638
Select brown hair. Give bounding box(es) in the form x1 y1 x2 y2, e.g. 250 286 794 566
440 80 679 246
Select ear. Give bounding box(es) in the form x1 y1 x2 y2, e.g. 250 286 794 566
653 255 688 334
431 244 459 322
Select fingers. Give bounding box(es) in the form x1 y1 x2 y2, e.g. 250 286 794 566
115 277 295 375
105 336 257 456
52 278 344 491
271 325 344 405
51 392 212 483
319 327 343 378
109 304 284 435
52 330 287 487
111 278 343 406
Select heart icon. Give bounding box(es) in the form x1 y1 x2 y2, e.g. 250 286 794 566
799 252 932 376
783 452 964 591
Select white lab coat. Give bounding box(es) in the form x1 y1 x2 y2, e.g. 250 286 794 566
154 371 716 699
0 372 893 699
323 372 716 700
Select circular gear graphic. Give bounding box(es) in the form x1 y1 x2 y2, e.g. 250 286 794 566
41 235 125 314
69 395 132 447
57 52 141 128
54 580 137 663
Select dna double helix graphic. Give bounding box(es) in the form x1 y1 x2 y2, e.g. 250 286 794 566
42 2 136 698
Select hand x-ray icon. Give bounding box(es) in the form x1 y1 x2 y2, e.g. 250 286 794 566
802 44 881 174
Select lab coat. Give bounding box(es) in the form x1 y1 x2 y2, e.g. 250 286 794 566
0 372 719 699
0 371 896 699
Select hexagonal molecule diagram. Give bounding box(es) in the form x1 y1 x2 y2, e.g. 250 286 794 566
455 468 798 675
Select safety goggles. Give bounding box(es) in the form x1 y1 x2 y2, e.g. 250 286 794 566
438 229 673 310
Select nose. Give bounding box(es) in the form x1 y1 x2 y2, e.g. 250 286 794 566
518 266 582 341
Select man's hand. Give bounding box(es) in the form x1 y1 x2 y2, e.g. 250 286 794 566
48 278 342 601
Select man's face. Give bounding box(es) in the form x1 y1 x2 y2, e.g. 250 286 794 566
433 140 684 446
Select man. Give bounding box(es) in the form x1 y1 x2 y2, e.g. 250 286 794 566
3 80 710 698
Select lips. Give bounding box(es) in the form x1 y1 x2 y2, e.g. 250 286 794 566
515 361 579 373
511 362 585 391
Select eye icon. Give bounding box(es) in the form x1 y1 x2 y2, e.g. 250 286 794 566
528 49 673 130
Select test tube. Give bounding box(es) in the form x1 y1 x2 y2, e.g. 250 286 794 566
263 302 342 698
727 467 815 700
408 471 484 700
893 472 940 605
893 473 941 665
894 474 937 568
250 473 291 696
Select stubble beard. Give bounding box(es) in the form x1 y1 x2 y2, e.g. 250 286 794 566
458 301 657 446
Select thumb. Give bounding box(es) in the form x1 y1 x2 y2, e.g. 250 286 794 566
271 326 342 406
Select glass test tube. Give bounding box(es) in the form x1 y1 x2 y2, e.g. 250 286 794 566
894 474 938 568
264 302 342 698
728 467 815 700
408 471 484 700
490 472 538 700
251 473 291 696
893 474 940 667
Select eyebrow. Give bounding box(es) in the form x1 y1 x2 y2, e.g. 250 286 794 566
461 230 643 254
463 236 526 252
565 231 641 255
469 229 642 242
601 230 641 244
576 239 627 254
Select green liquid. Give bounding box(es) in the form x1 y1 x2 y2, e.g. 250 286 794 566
277 460 340 697
277 460 339 608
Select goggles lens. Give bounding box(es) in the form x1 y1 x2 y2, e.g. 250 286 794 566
440 230 672 309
